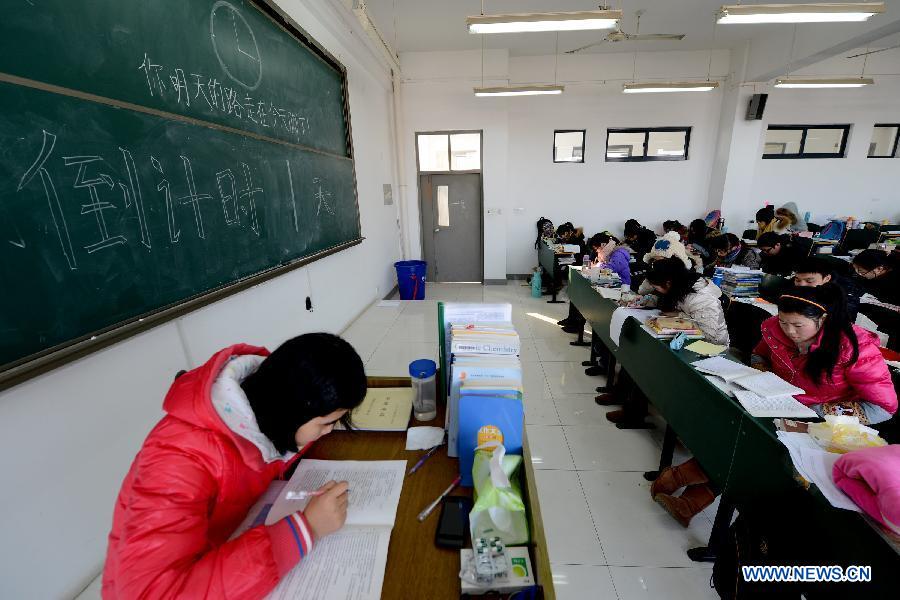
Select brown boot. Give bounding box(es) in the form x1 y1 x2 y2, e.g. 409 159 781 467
649 458 709 497
653 484 716 528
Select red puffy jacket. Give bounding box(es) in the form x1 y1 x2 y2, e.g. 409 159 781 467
102 345 314 599
753 317 898 414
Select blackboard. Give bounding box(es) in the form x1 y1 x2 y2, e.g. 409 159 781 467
0 0 362 384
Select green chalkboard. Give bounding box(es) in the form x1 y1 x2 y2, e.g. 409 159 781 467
0 0 361 380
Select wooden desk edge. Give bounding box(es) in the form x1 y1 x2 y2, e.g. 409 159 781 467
523 430 555 600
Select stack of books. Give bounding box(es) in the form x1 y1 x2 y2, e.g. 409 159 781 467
646 316 704 339
718 267 763 298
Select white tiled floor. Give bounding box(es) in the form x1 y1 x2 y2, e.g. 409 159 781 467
346 282 717 599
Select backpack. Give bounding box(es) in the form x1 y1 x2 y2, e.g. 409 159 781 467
535 217 554 249
818 220 846 241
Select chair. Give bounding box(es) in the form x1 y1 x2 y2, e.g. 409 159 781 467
758 274 791 302
741 228 757 241
836 224 881 255
806 222 822 234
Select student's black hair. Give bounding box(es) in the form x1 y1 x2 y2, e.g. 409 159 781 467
241 333 367 454
757 232 787 249
794 256 835 278
688 219 708 244
645 257 703 311
756 206 775 223
708 234 732 252
556 222 575 238
853 249 897 272
624 219 642 237
725 233 741 246
662 220 685 233
590 232 620 247
776 284 858 384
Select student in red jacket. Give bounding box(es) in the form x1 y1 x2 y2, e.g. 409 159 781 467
752 284 897 423
102 334 367 599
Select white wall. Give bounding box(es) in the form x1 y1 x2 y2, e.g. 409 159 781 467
719 51 900 230
399 48 730 277
0 1 401 597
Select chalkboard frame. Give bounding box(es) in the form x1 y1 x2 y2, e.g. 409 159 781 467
0 0 363 391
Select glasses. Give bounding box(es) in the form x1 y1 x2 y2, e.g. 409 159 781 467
854 266 875 277
759 246 776 255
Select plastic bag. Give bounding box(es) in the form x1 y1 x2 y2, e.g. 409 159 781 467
808 415 887 454
470 441 529 545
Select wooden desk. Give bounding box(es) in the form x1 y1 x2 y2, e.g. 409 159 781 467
568 271 900 595
306 377 553 599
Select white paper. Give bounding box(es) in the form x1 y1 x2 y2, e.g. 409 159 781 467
405 426 445 450
609 307 660 347
796 446 861 512
266 460 406 527
691 356 759 381
776 431 821 482
704 375 740 397
735 371 805 399
267 527 391 600
733 390 818 418
597 287 623 300
229 480 286 540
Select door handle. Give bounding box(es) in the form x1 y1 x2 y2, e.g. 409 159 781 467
434 228 440 233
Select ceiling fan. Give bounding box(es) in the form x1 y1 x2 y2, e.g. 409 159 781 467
565 9 685 54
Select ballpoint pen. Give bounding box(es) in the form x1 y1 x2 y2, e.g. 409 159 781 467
417 475 461 522
408 443 441 475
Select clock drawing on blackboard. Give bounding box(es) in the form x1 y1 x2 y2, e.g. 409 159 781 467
210 1 263 91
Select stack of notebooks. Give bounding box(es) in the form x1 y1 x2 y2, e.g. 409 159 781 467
444 316 523 459
718 267 763 298
646 316 704 339
692 356 818 418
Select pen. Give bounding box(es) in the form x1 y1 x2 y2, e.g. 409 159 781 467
408 444 441 475
417 475 461 522
285 490 325 500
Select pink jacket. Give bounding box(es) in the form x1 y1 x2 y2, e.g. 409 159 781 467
833 445 900 534
753 317 897 414
103 345 314 599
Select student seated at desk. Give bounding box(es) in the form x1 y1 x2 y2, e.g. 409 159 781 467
774 202 808 234
793 256 862 321
852 249 900 350
623 218 657 257
757 232 813 276
601 259 730 423
755 206 776 239
102 334 366 599
686 218 714 267
560 232 632 334
751 285 897 424
707 233 760 271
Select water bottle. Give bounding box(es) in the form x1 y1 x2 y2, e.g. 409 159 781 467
531 268 542 298
409 359 437 421
582 255 591 269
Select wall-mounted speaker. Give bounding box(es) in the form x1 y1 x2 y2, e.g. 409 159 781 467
746 93 768 120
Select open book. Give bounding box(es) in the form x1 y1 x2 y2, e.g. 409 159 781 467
733 389 818 418
692 356 805 398
234 460 406 600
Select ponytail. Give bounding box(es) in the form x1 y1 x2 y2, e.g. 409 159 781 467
776 283 858 383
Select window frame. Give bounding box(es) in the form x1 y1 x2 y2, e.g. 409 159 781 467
553 129 586 163
762 124 851 159
605 127 691 162
415 130 483 174
867 123 900 159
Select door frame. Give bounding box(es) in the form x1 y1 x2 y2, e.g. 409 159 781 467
415 130 485 283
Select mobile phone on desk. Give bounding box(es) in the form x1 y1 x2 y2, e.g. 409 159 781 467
435 496 472 549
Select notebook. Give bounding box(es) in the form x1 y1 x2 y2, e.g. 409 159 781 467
733 390 818 418
341 388 412 431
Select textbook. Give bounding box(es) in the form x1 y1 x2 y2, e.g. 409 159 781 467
341 388 412 431
232 460 406 600
646 316 704 339
733 389 818 419
692 357 806 399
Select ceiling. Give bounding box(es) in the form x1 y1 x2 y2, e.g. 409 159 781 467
363 0 900 57
366 0 777 56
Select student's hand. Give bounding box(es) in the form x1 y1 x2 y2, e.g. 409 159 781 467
303 480 349 540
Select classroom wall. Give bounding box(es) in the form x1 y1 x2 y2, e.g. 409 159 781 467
719 51 900 230
0 1 401 597
399 48 730 277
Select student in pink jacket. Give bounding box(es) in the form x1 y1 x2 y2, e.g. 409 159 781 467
751 283 897 424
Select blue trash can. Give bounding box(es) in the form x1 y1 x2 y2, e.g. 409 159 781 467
394 260 427 300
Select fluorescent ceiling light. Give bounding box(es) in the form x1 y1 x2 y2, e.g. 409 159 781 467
474 85 565 97
467 10 621 34
623 82 720 94
775 77 875 87
717 3 885 24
